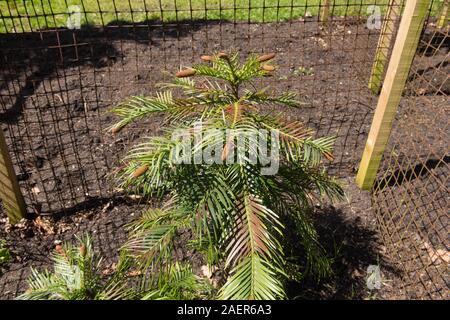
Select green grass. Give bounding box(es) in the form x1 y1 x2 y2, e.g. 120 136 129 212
0 0 444 33
0 239 11 266
0 0 393 33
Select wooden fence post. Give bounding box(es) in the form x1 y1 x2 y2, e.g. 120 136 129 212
320 0 331 23
356 0 431 190
368 0 403 94
437 0 448 28
0 128 27 223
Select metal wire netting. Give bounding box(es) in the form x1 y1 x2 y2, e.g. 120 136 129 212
0 0 448 300
371 0 449 299
0 0 399 214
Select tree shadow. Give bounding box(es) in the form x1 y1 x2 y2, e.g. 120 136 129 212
374 155 450 190
417 27 450 56
285 206 401 300
0 19 222 124
0 19 225 218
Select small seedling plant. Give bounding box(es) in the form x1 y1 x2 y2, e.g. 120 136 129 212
0 239 11 266
18 236 136 300
18 235 209 300
111 52 343 299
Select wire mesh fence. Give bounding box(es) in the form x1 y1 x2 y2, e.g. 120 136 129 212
0 0 398 215
371 0 449 299
0 0 448 299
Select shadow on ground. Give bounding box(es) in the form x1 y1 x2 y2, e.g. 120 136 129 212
0 19 224 124
286 206 401 300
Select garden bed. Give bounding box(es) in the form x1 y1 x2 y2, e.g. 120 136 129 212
1 19 379 213
0 20 448 299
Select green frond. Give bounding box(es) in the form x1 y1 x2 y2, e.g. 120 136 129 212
98 281 136 300
225 194 283 268
192 63 233 83
292 208 333 280
303 136 336 165
219 254 285 300
235 55 267 83
193 175 235 237
17 268 66 300
187 237 222 267
252 115 335 165
117 136 180 195
161 76 232 100
192 52 265 89
244 90 301 108
124 207 191 269
171 165 236 245
309 170 345 202
218 193 285 300
110 95 173 132
18 235 131 300
275 165 344 208
141 263 214 300
159 77 197 94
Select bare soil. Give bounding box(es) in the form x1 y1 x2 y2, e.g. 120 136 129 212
0 20 448 299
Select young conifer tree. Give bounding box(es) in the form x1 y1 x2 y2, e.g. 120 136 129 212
111 52 343 299
17 235 133 300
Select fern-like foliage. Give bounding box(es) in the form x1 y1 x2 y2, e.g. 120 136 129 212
0 239 11 266
111 52 344 300
17 235 133 300
140 262 214 300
